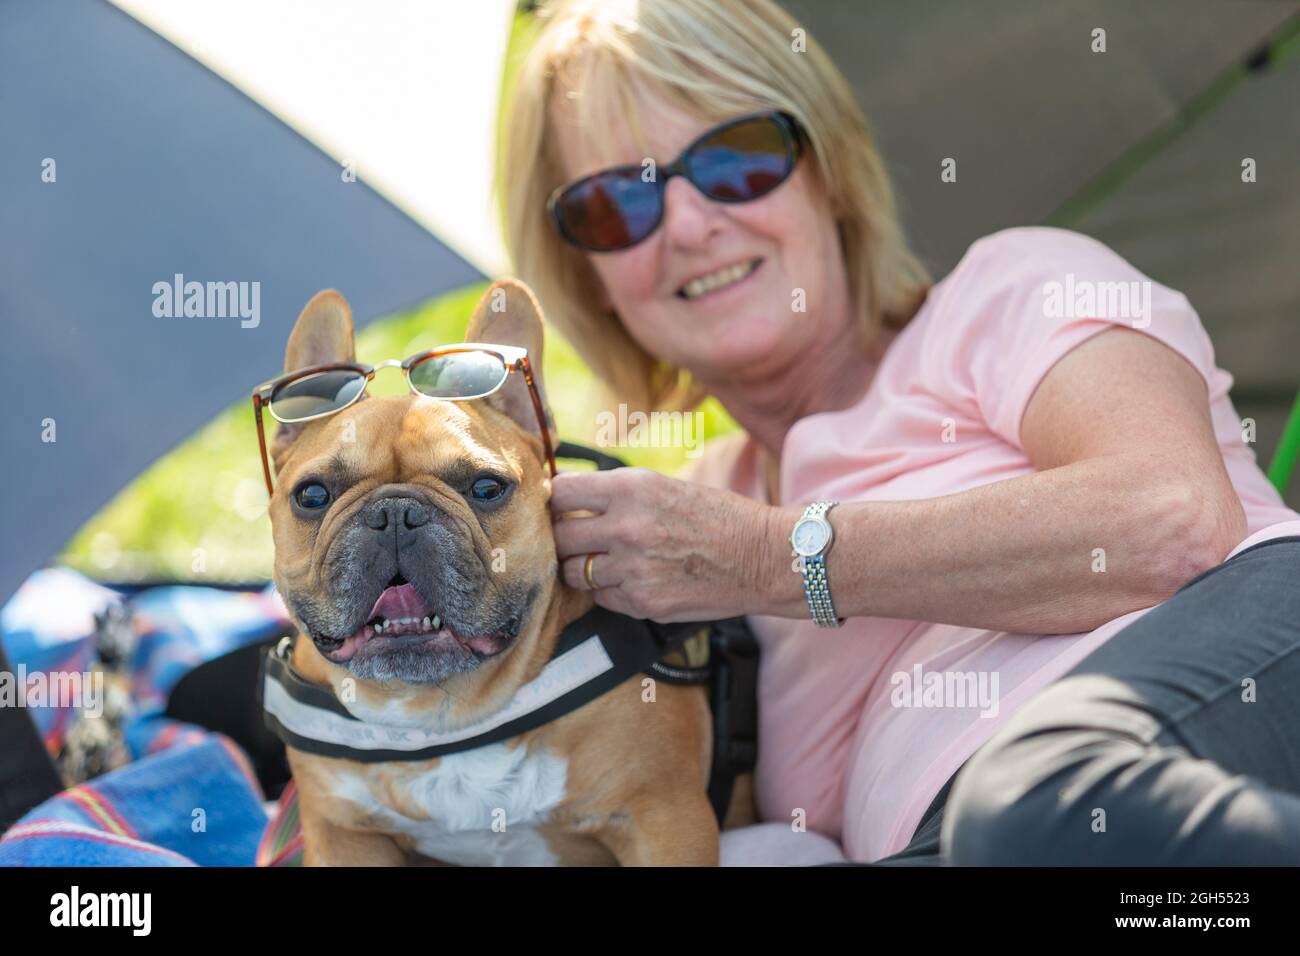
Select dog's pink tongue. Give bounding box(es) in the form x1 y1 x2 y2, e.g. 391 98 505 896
369 583 428 621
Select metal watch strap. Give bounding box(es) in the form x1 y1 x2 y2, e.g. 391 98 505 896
799 501 842 628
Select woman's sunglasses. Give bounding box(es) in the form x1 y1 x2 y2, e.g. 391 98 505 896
547 110 804 253
251 344 556 496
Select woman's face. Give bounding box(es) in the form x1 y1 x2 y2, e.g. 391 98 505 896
552 87 850 382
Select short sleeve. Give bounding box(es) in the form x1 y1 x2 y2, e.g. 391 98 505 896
918 227 1221 450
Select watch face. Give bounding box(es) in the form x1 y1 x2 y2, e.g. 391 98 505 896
792 517 830 557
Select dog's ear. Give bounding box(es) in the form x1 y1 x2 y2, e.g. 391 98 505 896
285 289 356 371
464 279 557 451
273 290 358 463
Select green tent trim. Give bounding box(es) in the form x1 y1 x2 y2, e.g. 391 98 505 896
1268 394 1300 495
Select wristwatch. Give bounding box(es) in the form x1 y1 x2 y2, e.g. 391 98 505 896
790 501 842 628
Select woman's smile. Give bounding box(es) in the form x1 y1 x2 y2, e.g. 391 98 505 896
675 256 764 303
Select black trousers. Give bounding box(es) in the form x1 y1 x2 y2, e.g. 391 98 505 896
855 535 1300 866
941 535 1300 864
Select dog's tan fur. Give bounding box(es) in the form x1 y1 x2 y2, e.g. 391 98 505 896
270 281 748 865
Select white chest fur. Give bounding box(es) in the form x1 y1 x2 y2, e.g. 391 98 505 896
332 742 569 866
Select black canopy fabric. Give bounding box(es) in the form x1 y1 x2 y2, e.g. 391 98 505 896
784 0 1300 480
0 0 482 606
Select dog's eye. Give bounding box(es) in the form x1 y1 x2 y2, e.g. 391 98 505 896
469 476 507 502
294 482 331 510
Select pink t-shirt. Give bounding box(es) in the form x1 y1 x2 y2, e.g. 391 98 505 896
684 227 1300 862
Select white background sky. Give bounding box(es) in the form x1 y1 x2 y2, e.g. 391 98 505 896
114 0 516 275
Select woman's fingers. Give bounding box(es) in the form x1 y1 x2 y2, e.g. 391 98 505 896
552 513 610 560
549 468 755 621
561 552 621 591
549 470 616 516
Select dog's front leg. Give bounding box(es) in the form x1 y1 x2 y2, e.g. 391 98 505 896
300 812 408 866
600 793 720 866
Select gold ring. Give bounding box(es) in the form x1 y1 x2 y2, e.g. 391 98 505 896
583 553 598 589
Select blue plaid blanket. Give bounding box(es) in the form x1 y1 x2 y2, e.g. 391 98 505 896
0 568 298 866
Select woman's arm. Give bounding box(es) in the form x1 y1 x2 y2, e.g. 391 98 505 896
552 327 1247 634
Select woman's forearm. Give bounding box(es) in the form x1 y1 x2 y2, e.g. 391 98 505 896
756 453 1245 634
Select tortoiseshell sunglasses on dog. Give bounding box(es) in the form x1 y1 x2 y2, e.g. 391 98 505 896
251 344 556 496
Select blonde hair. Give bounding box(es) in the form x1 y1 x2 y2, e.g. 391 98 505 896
500 0 931 412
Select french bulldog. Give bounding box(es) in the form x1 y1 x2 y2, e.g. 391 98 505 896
267 280 725 865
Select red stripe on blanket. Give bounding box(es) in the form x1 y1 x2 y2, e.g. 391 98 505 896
4 819 192 864
264 832 304 868
217 736 263 799
63 784 139 840
256 780 303 867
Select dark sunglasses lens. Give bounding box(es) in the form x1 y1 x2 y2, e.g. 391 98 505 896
408 351 507 399
555 168 660 250
688 115 793 202
269 370 366 422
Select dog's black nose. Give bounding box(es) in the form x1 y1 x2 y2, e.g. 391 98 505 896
363 497 431 532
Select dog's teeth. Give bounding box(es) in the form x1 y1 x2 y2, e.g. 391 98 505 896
422 616 431 629
373 621 384 634
432 615 441 630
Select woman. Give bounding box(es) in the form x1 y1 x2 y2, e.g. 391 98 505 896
501 0 1300 864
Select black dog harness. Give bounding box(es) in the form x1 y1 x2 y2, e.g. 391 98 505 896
259 442 758 824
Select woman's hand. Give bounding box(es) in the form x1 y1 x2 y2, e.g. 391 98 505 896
551 467 790 622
